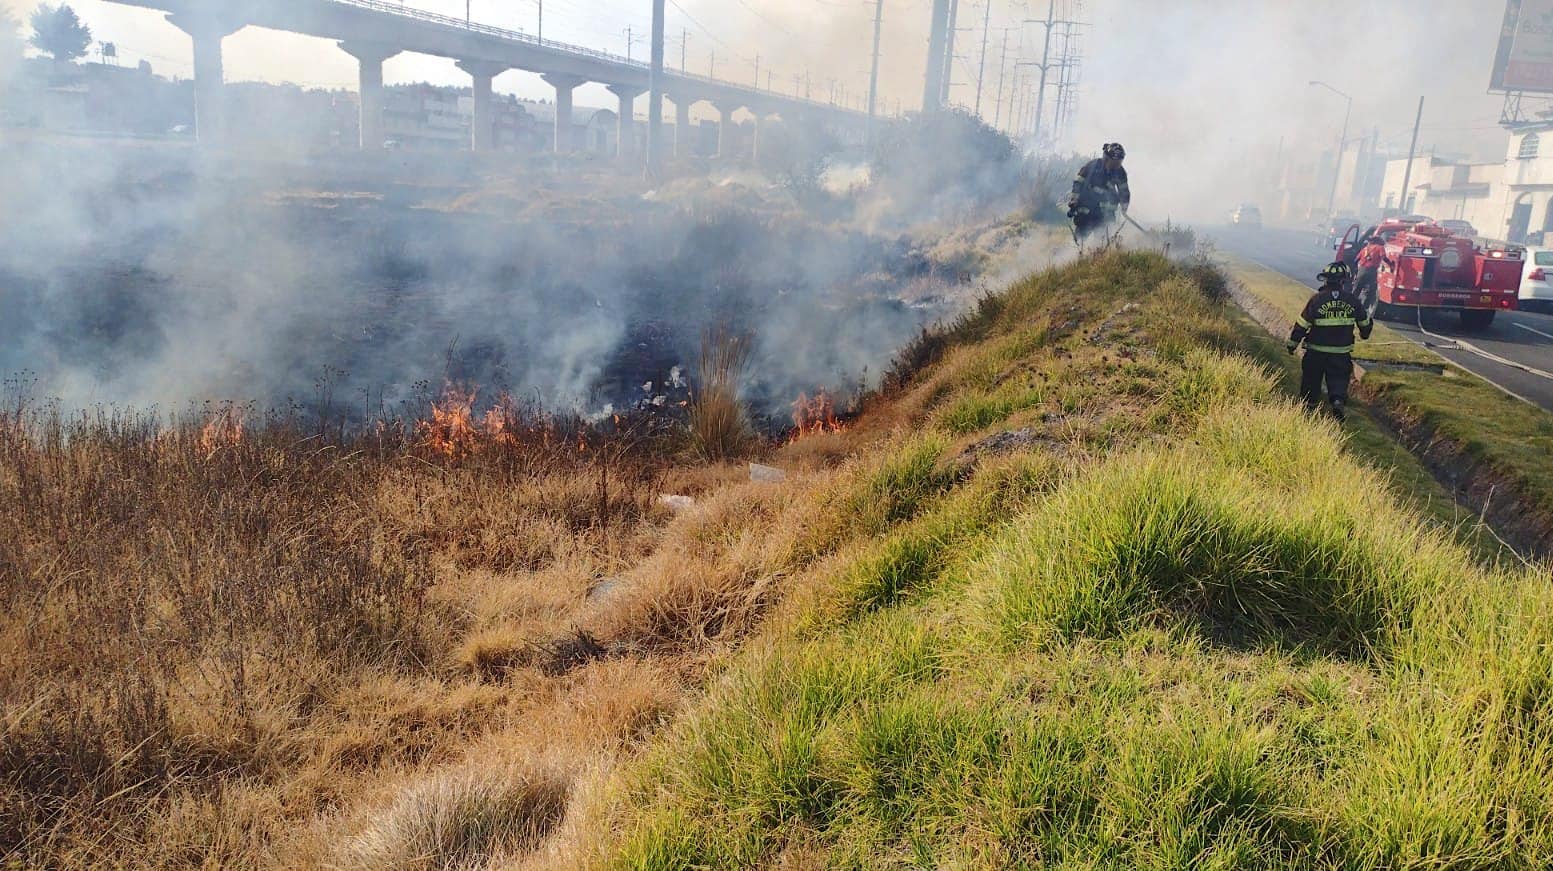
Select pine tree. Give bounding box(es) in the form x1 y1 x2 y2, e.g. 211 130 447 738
30 4 92 63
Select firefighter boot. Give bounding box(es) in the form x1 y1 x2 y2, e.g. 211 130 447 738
1329 396 1347 423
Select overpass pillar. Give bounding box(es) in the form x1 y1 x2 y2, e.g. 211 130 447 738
673 95 693 158
606 85 643 161
340 41 401 150
457 60 509 152
543 74 586 153
167 13 244 145
715 103 739 161
752 111 768 165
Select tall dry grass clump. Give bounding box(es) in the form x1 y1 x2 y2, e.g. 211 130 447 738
334 764 569 870
688 325 753 461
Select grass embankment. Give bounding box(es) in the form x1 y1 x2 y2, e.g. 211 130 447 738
598 252 1553 867
7 250 1553 869
1228 255 1553 556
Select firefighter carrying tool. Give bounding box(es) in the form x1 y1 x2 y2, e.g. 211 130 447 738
1069 143 1131 243
1287 261 1371 422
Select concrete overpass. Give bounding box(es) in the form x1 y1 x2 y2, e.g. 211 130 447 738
104 0 875 159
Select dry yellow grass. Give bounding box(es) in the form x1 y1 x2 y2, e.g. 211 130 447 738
0 374 904 869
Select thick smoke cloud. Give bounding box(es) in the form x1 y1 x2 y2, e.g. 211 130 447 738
1073 0 1511 224
0 118 995 422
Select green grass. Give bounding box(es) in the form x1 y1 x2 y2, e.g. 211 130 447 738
600 251 1553 868
1226 253 1553 552
1363 368 1553 521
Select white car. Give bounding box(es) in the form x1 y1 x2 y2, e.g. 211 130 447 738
1521 247 1553 313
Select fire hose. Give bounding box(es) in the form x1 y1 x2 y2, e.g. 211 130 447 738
1407 306 1553 384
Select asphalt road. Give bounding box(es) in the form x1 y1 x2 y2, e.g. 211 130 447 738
1212 225 1553 411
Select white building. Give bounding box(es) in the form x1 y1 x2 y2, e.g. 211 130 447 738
1380 124 1553 243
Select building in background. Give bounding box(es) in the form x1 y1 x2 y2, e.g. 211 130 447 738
1275 139 1393 225
1 57 191 135
1377 125 1553 243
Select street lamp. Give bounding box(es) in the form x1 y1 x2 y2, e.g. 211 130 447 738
1310 80 1352 223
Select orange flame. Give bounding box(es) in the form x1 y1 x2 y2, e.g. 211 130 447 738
789 390 845 441
198 407 244 457
417 384 482 459
418 385 569 459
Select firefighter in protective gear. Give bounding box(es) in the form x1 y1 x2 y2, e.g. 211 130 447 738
1354 237 1386 309
1068 143 1131 240
1286 262 1372 422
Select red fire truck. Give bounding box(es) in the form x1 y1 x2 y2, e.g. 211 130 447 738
1368 220 1523 329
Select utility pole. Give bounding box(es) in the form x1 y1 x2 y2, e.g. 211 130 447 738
1031 1 1055 143
680 28 687 72
992 28 1011 128
974 0 992 116
868 0 884 146
536 0 542 44
1311 80 1352 221
1398 96 1425 216
1006 72 1018 132
941 0 960 106
709 49 715 78
623 25 635 62
1023 1 1082 145
646 0 665 177
753 53 761 88
923 0 951 112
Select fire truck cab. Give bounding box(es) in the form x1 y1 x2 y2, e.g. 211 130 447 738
1373 220 1523 330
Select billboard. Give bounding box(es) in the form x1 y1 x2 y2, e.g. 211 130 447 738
1493 0 1553 94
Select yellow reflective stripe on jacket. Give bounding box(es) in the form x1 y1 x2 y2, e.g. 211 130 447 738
1295 317 1312 328
1313 317 1356 327
1307 343 1354 354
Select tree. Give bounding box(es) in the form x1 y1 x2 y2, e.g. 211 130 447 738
30 4 91 63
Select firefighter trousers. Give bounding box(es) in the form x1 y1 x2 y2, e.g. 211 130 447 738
1300 350 1353 419
1073 211 1113 240
1355 268 1378 306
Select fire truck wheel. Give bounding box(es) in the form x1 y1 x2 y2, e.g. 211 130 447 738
1369 298 1392 322
1460 310 1497 331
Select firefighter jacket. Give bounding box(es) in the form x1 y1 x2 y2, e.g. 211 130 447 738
1289 284 1373 355
1071 158 1131 212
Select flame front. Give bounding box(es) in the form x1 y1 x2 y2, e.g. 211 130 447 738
418 384 483 459
198 407 244 457
417 383 586 459
790 390 844 441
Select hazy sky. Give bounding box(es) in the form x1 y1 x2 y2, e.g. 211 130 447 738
0 0 1533 217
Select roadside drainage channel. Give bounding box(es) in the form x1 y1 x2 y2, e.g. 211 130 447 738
1226 274 1552 566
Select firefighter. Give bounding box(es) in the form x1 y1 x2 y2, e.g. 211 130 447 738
1287 261 1371 422
1354 236 1386 309
1068 142 1131 240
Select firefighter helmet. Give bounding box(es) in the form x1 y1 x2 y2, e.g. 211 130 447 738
1319 261 1352 284
1103 142 1126 160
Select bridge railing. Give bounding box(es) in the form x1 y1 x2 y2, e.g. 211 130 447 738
322 0 872 115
